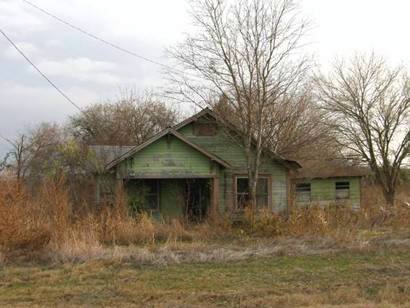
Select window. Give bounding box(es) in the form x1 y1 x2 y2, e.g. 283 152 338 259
236 178 249 208
236 177 269 210
144 179 160 211
194 122 217 136
126 180 160 215
335 181 350 200
296 183 311 202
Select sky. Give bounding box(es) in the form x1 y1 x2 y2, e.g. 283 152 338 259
1 0 410 156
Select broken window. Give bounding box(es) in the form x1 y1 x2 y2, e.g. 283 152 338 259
295 183 311 202
235 177 269 210
335 181 350 200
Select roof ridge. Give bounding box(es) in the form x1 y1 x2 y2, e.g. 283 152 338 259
172 107 300 169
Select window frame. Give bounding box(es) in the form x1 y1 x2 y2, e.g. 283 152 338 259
233 175 272 210
143 179 160 211
335 181 350 200
295 182 311 203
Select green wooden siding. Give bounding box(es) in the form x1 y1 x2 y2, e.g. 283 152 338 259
178 123 288 212
119 135 219 178
294 177 361 208
159 180 184 218
97 112 366 218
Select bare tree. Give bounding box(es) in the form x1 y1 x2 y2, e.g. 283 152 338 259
315 54 410 206
167 0 310 210
1 124 61 185
213 88 341 160
1 124 98 204
70 90 179 146
0 134 30 184
265 93 339 159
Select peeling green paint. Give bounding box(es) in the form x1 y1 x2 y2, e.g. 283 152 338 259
294 177 361 208
98 112 362 219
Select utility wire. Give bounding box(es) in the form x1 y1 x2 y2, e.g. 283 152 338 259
0 29 83 113
21 0 190 77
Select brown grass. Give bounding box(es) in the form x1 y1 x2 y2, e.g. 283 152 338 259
0 179 230 261
0 178 409 263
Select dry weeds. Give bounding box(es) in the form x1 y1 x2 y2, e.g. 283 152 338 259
0 179 409 264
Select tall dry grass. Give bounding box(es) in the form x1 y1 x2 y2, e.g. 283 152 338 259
241 185 410 240
0 178 409 262
0 179 229 261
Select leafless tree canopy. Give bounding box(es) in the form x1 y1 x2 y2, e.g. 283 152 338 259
315 54 410 205
213 89 341 160
265 94 338 159
70 91 179 146
0 124 62 183
168 0 310 207
1 123 99 203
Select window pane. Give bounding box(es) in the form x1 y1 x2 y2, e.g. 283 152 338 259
335 189 349 200
296 191 311 202
237 178 249 194
256 178 268 194
296 183 311 202
236 177 269 209
296 183 311 192
335 181 350 200
336 182 350 190
237 193 249 209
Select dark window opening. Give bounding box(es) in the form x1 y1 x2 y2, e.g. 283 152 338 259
194 122 217 136
184 179 210 223
335 181 350 200
144 179 160 211
296 183 311 202
125 179 160 215
236 177 269 210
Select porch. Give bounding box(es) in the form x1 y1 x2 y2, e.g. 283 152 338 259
124 177 219 221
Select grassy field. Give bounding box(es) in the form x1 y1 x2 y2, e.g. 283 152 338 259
1 181 410 306
1 248 409 307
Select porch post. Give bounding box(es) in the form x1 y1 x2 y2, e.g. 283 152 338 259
210 177 220 218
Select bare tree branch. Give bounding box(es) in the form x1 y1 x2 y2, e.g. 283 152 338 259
166 0 310 211
315 53 410 206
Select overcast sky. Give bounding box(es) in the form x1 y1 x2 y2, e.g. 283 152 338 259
1 0 410 156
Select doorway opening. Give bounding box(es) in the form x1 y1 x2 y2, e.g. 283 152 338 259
183 179 210 222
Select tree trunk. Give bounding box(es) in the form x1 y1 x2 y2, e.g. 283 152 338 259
382 188 396 207
247 168 258 228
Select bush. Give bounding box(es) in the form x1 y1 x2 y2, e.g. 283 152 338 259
0 182 51 254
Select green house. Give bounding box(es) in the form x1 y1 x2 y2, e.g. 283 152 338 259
291 161 368 210
95 108 366 220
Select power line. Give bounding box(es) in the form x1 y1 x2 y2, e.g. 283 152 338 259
21 0 189 76
0 29 83 113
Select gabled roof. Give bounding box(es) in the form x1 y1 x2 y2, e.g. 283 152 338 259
172 107 216 131
105 107 301 171
105 127 231 170
173 107 301 169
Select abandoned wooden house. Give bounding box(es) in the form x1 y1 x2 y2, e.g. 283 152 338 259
93 108 367 221
291 160 368 210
